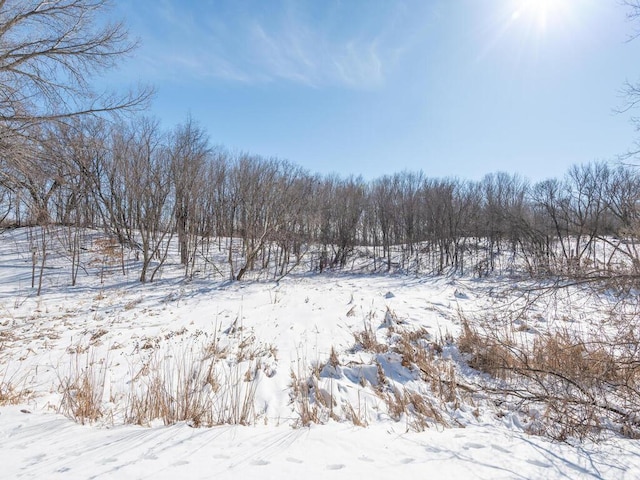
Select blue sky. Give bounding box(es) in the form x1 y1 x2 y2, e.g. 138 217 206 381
108 0 640 181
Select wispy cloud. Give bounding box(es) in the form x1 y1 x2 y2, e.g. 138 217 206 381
125 0 424 90
247 18 385 88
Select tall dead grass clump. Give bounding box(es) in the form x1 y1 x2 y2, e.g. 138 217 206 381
58 353 107 425
215 361 260 425
395 326 470 405
125 348 260 427
125 354 214 427
289 366 322 427
290 353 370 427
384 327 466 430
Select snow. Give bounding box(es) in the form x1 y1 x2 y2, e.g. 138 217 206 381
3 407 638 479
1 227 639 479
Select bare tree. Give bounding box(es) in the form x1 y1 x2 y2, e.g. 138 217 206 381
370 176 397 271
168 117 210 270
0 0 153 242
121 118 174 283
0 0 151 130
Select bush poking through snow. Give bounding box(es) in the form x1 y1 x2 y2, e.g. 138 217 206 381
288 318 472 432
458 319 640 440
457 321 516 380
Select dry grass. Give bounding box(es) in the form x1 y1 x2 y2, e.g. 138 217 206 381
394 326 469 403
203 322 227 359
89 237 123 266
458 319 640 440
0 367 33 406
56 328 267 429
377 387 446 431
290 366 322 426
126 349 260 427
352 321 386 353
58 354 107 425
289 361 369 427
374 326 465 431
125 353 216 427
328 347 339 368
216 361 260 425
347 316 470 431
344 395 368 427
457 321 516 380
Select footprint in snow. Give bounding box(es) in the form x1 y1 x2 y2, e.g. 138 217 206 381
526 459 552 468
326 464 346 470
286 457 304 464
251 459 270 466
463 443 486 450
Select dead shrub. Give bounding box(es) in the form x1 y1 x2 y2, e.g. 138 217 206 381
458 319 640 440
457 321 516 380
90 237 123 266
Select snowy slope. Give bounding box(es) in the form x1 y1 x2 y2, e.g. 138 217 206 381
1 227 639 479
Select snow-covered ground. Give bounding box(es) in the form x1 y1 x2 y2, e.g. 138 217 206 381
5 406 639 479
1 228 639 479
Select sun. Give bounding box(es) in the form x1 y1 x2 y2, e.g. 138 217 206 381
511 0 572 32
478 0 591 63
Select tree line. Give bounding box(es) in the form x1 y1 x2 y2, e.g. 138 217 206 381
2 114 640 284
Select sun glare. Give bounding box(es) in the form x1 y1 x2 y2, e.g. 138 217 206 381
512 0 572 32
477 0 592 64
